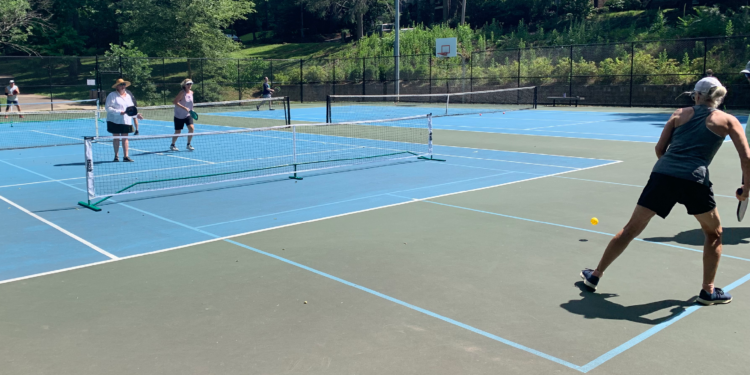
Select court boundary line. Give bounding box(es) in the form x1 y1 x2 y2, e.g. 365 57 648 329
0 193 118 260
433 153 581 169
413 200 750 263
553 175 738 199
522 115 658 131
437 128 659 143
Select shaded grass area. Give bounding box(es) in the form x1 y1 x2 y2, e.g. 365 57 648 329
231 43 345 60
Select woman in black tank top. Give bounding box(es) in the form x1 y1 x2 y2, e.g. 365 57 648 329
580 78 750 306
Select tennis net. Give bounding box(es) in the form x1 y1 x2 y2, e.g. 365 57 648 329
0 110 99 150
326 87 537 122
135 97 290 131
78 114 437 211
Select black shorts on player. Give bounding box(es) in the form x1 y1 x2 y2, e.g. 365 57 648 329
173 116 194 130
637 172 716 219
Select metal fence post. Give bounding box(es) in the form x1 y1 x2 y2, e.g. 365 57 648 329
470 52 473 92
517 48 522 105
299 59 304 103
517 48 522 89
95 55 100 105
703 38 708 75
568 45 573 98
48 58 53 110
629 42 635 108
429 54 432 95
162 58 166 105
332 59 336 96
362 57 366 95
237 59 241 101
200 59 204 103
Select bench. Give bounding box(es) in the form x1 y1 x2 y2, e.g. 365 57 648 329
548 96 585 107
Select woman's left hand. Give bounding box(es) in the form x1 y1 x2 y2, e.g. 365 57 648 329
136 113 144 120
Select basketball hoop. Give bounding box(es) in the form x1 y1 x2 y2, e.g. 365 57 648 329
435 38 457 58
437 45 451 57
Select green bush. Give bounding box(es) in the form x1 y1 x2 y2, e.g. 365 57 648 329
303 65 329 83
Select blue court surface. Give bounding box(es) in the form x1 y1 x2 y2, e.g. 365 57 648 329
0 131 616 283
291 106 748 143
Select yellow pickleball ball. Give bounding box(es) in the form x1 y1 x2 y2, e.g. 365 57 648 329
590 217 599 225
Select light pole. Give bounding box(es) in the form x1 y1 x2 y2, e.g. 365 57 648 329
394 0 400 96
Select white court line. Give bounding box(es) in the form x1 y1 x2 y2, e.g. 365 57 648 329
0 177 83 189
0 159 621 285
522 116 652 130
434 124 660 139
0 193 118 260
30 130 82 141
125 146 216 164
554 175 737 199
433 153 580 169
437 129 659 143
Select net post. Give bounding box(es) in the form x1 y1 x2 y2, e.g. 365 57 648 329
533 86 538 109
78 137 102 211
289 124 303 180
286 96 291 125
445 95 449 116
326 95 331 123
417 114 445 162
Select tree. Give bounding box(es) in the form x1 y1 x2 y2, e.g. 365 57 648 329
561 0 593 21
0 0 51 55
113 0 255 58
302 0 390 40
29 0 120 55
99 41 162 105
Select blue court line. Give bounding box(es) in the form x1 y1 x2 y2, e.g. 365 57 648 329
578 271 750 373
414 200 750 263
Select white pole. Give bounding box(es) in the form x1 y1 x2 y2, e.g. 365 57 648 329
394 0 400 96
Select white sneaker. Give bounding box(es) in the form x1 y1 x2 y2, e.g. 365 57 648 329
170 144 179 151
187 144 194 151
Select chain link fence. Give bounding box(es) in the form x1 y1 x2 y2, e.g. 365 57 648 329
2 36 749 109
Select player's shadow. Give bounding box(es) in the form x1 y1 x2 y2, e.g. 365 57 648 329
560 282 695 325
643 227 750 246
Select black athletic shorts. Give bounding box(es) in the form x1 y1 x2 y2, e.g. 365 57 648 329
637 172 715 218
106 121 133 134
174 116 194 130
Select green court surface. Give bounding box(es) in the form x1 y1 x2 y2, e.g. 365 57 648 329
2 107 750 375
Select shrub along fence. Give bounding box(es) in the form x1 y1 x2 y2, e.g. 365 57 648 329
1 35 749 108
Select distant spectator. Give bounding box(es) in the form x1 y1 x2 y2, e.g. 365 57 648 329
256 77 275 111
4 80 22 118
741 61 750 84
706 69 714 77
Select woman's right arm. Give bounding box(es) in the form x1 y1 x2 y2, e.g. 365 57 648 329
173 90 186 108
655 109 680 158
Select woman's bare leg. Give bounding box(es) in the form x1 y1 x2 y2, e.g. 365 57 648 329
594 205 657 277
